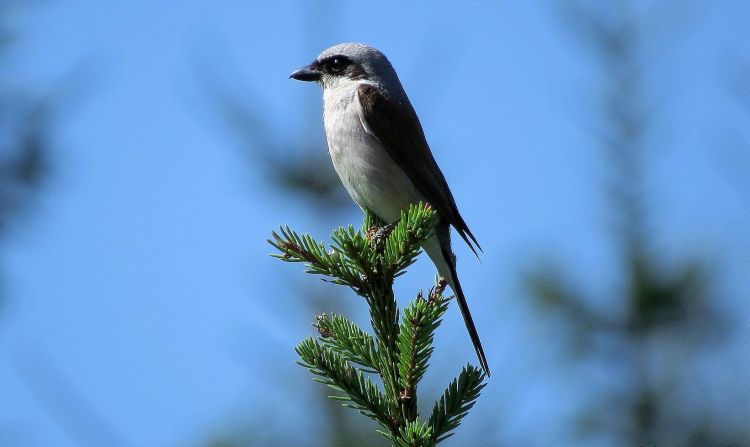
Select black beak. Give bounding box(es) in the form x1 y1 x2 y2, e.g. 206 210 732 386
290 64 321 82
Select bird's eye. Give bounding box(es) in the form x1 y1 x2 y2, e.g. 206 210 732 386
329 57 350 72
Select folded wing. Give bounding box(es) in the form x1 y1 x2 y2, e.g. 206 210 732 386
357 83 481 255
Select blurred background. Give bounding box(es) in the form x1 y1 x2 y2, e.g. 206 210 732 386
1 1 749 446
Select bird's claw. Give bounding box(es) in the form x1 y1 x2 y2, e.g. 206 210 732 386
367 222 397 252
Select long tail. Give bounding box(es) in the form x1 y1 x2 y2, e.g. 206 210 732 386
424 223 490 376
441 245 491 377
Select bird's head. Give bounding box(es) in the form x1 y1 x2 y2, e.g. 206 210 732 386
290 43 399 91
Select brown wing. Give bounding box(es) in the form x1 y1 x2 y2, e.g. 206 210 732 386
357 83 481 255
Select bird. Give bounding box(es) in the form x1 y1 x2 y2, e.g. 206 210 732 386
290 43 489 376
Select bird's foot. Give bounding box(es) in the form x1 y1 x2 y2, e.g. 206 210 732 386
366 222 398 252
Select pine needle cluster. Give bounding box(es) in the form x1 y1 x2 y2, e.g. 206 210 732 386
269 203 485 446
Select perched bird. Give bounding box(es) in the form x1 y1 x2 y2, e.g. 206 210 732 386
290 43 489 376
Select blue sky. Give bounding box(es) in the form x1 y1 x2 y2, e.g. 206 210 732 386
2 1 750 446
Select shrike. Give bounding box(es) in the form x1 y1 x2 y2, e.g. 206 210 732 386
290 43 489 376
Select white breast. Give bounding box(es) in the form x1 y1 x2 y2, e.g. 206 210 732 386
322 82 422 223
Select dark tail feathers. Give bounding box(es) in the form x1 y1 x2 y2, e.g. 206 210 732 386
442 245 490 377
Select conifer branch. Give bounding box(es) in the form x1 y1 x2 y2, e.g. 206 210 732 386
428 366 486 444
314 313 378 370
270 203 486 446
397 288 450 420
296 338 394 431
